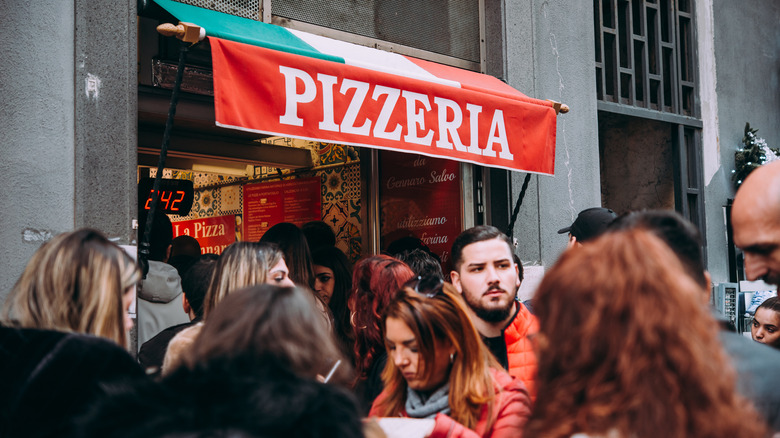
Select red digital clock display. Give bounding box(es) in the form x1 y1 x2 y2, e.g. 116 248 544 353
138 178 194 216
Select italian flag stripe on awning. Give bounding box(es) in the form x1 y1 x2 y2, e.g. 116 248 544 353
154 0 558 175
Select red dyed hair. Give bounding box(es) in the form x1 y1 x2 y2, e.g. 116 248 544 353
349 255 414 380
525 229 768 438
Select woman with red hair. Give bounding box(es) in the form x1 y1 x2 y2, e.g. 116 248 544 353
349 255 414 412
525 229 769 438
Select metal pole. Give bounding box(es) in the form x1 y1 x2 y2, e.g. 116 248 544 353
138 40 189 277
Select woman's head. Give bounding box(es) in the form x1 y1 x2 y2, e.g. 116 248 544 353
527 229 765 438
376 280 497 429
752 296 780 348
312 247 354 349
188 285 350 384
5 228 140 346
259 222 315 289
312 246 352 306
384 281 487 389
204 242 292 317
349 255 415 378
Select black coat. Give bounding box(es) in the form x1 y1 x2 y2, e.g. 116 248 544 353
0 326 144 438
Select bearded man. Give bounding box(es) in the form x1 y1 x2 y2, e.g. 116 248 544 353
450 225 537 397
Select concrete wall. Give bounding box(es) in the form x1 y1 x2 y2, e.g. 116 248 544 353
504 0 602 267
0 1 136 304
700 0 780 283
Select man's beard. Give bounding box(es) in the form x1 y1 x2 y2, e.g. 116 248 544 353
463 288 515 323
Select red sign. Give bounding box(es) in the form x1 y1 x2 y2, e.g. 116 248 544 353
172 214 237 255
242 177 321 241
210 37 556 175
379 151 462 272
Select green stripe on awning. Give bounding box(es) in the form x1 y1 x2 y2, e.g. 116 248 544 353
153 0 345 64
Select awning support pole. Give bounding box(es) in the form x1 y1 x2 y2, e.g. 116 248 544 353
138 33 193 278
507 173 532 242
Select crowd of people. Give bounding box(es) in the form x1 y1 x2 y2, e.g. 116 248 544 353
3 160 780 437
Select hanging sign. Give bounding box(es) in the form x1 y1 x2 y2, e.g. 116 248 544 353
171 214 237 255
210 37 556 175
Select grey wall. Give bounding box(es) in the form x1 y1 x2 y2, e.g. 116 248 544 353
704 0 780 283
503 0 602 267
0 1 137 305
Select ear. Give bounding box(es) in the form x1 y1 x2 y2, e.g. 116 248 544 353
164 244 172 263
515 263 522 288
450 270 463 294
182 293 191 315
567 235 578 249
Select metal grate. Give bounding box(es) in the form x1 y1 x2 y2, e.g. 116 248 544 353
594 0 697 117
272 0 481 63
174 0 261 21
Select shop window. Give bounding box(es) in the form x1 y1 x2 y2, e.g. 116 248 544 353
378 151 463 273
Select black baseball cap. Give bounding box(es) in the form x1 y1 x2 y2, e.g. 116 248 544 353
557 207 618 242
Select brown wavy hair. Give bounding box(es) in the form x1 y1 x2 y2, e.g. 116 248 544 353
525 229 768 438
349 255 414 380
373 283 499 430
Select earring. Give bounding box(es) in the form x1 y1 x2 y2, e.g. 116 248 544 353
449 352 455 363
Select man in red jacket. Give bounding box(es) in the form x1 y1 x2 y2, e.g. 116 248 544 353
450 225 538 397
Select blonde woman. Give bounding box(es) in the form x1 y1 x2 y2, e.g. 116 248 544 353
4 228 139 345
1 228 144 437
162 241 295 374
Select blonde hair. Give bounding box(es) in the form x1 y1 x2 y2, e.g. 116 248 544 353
203 242 283 318
4 228 140 346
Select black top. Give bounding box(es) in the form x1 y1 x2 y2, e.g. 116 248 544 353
480 301 521 371
138 320 198 378
0 326 145 438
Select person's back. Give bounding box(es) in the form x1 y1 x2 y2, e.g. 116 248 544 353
137 211 190 348
0 326 144 437
80 286 363 438
608 210 780 431
139 254 218 377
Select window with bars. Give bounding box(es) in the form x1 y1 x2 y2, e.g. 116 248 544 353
594 0 697 117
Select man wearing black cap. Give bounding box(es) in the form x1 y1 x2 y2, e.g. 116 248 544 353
557 207 618 248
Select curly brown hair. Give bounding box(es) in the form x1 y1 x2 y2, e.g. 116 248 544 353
525 229 768 438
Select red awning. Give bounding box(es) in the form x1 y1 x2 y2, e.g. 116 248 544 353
155 0 558 175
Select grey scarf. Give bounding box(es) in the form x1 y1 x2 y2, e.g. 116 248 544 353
405 383 451 419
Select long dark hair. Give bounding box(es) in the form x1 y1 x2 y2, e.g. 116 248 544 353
260 222 315 289
312 246 354 360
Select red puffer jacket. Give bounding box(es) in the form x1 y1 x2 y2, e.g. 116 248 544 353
503 302 538 398
369 368 531 438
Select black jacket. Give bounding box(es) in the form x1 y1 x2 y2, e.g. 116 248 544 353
0 326 144 438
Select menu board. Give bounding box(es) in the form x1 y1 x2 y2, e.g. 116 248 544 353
379 151 462 272
242 177 321 241
172 214 237 255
